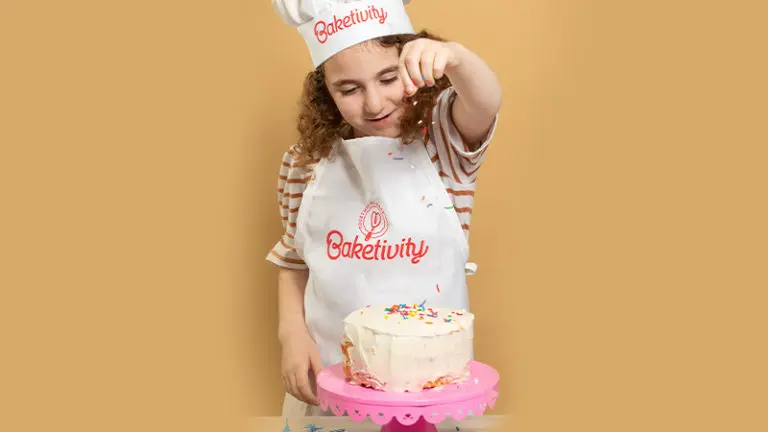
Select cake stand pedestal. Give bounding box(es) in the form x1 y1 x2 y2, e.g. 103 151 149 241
316 361 499 432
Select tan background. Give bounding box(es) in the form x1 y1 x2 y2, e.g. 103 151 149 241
2 1 767 431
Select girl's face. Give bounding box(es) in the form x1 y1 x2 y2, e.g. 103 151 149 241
323 41 406 139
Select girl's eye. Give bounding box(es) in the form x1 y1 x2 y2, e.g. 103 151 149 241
340 87 357 95
381 77 398 85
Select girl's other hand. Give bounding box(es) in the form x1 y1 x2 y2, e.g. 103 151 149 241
280 327 323 405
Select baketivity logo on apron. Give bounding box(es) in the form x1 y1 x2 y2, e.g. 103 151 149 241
325 202 430 264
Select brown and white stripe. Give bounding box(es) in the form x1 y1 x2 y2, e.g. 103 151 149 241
267 149 317 270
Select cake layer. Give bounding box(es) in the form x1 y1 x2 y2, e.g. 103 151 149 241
341 303 474 392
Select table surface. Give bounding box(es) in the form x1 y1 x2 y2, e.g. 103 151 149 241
247 415 506 432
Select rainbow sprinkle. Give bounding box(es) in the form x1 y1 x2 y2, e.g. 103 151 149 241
382 302 460 324
384 303 428 321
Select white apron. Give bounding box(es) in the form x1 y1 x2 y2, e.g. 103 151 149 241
294 136 476 367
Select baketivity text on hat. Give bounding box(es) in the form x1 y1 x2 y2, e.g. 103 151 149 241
314 5 389 44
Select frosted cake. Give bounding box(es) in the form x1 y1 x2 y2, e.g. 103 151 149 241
340 303 474 392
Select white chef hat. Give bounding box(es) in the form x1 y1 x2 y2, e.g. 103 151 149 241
272 0 415 67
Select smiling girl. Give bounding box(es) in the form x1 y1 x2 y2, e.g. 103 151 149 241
267 0 502 416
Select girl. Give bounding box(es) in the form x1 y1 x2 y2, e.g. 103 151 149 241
267 0 502 417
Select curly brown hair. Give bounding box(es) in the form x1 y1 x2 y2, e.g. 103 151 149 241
292 30 452 166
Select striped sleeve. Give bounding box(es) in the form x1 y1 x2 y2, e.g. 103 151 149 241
266 146 315 270
429 87 498 184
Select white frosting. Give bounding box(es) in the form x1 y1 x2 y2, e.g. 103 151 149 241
341 303 474 392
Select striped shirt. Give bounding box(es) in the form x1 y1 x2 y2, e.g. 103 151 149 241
267 87 497 269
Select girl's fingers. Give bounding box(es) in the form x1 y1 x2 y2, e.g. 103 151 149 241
398 42 416 94
286 374 299 402
433 47 449 80
420 49 437 86
295 367 318 405
400 43 425 92
309 348 323 377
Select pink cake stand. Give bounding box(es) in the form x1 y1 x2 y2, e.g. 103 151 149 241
316 361 499 432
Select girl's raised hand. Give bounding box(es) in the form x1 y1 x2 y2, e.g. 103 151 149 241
398 39 461 96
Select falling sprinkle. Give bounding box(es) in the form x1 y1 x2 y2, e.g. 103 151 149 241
456 427 461 431
421 196 425 201
427 203 433 208
393 157 404 160
445 205 454 210
417 120 423 125
436 284 441 293
385 316 389 320
387 152 392 156
419 299 427 308
360 311 364 315
412 100 418 105
425 322 433 325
